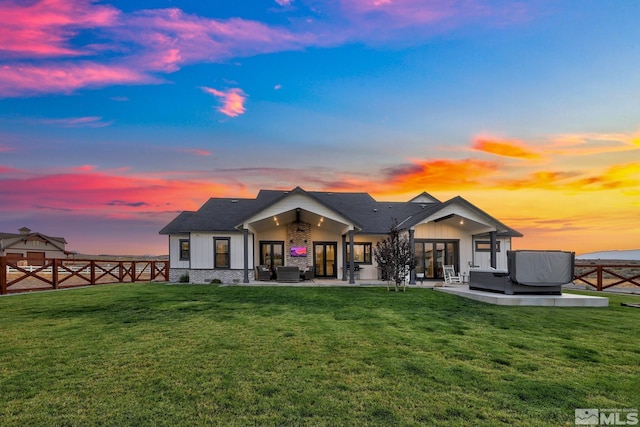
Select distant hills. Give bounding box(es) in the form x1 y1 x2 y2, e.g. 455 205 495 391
577 249 640 260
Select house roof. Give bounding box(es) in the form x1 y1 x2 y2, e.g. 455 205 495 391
159 187 522 237
0 230 68 251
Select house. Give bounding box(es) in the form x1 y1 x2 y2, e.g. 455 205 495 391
159 187 522 283
0 227 68 264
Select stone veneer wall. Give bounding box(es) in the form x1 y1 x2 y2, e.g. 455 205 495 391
286 221 311 270
169 268 253 284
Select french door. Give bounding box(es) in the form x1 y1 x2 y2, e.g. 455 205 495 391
314 242 337 278
260 241 284 273
414 240 459 280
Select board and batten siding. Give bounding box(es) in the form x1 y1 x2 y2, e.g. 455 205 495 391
190 232 251 270
169 234 190 269
413 222 474 275
472 236 512 271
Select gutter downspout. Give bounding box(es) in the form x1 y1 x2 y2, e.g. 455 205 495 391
490 231 497 269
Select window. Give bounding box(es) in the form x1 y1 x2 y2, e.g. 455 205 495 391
346 242 372 264
179 239 190 260
214 238 230 269
475 241 501 252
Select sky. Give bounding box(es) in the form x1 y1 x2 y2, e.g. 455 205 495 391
1 0 639 256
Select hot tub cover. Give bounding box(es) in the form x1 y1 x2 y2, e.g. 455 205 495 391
508 250 575 286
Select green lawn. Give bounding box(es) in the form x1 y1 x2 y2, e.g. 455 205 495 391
1 284 639 426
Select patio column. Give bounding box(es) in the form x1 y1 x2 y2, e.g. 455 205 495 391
349 229 355 284
243 228 249 283
490 231 497 269
409 229 416 285
342 234 347 281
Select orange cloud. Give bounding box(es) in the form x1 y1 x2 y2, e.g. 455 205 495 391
201 87 247 117
548 131 640 156
382 158 501 193
473 137 542 160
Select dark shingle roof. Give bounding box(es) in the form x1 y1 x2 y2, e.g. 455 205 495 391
159 187 521 236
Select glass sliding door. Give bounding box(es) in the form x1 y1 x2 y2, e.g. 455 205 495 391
414 240 459 280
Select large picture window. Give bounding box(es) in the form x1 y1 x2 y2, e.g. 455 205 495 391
179 239 190 261
414 240 459 280
214 238 230 269
346 242 372 264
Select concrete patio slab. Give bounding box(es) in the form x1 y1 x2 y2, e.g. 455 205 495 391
435 285 609 307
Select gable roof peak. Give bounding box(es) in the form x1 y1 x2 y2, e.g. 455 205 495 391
409 191 440 204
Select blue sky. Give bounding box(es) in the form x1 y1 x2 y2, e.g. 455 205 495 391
1 0 639 255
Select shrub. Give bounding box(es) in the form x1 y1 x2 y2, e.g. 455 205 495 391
178 273 189 283
210 278 222 284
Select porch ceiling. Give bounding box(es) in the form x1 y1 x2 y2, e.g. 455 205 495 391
432 213 494 234
249 208 348 234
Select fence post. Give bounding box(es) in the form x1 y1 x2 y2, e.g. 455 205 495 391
1 256 6 295
90 260 96 285
52 258 59 290
131 261 136 283
597 265 603 291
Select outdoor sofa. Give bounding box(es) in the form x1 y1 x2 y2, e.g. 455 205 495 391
276 266 300 282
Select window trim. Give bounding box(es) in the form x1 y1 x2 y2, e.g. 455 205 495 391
179 239 190 261
345 242 373 264
475 240 501 252
214 237 231 269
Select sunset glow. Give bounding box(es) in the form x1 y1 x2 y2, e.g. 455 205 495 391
1 0 639 255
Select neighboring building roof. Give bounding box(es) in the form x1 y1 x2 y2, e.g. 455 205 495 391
0 229 68 251
159 187 522 237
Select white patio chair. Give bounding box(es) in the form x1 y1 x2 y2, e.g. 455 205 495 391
443 265 463 284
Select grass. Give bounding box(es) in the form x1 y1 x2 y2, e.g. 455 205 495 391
1 284 639 426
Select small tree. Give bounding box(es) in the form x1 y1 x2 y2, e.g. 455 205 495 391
374 223 417 292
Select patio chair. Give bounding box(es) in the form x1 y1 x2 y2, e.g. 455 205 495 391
255 265 271 281
303 267 315 282
443 265 463 284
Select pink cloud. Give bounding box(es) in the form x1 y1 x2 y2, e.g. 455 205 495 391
0 62 156 97
176 148 214 157
0 0 119 58
0 1 532 98
328 0 533 42
201 87 247 117
121 8 312 72
37 116 112 128
0 168 245 215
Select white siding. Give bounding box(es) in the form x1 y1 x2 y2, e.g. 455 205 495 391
350 234 386 280
413 223 474 275
169 234 190 269
190 232 251 270
472 237 511 270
